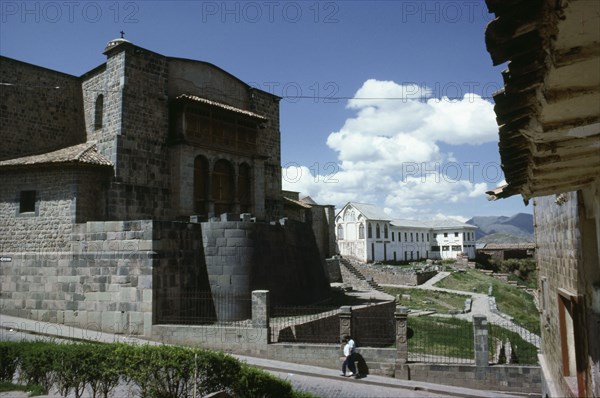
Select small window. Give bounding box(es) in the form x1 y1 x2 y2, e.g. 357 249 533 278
391 231 395 242
444 233 448 238
19 190 36 213
359 224 365 239
416 233 419 242
368 223 372 239
376 224 380 239
455 232 459 237
384 224 388 239
94 94 104 130
337 224 344 240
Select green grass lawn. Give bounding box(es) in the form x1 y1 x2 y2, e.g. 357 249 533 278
489 324 539 365
407 316 473 360
383 287 468 314
406 316 539 364
434 269 540 334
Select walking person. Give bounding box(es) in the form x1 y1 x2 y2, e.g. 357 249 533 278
341 335 357 377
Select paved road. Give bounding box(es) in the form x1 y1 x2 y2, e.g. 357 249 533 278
0 314 524 398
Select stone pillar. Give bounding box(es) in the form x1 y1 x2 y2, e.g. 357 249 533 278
252 290 270 344
339 306 353 343
395 306 410 379
473 315 489 367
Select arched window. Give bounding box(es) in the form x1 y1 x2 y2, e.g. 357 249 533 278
368 223 372 239
213 159 234 215
94 94 104 130
238 163 252 213
376 224 381 239
193 156 209 214
384 224 388 239
337 224 344 240
358 223 365 239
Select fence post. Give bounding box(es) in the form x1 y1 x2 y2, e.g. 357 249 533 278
339 306 353 343
394 306 410 379
473 315 489 367
252 290 270 344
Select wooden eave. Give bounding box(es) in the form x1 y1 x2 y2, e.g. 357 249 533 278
485 0 600 201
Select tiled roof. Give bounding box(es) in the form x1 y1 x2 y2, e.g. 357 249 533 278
282 196 312 209
480 243 536 250
345 202 390 221
176 94 268 121
344 202 475 230
390 219 429 229
0 143 112 169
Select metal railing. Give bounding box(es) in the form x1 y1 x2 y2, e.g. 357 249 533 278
155 292 252 326
270 305 340 344
489 322 540 365
407 316 475 364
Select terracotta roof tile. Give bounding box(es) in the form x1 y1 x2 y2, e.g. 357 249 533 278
0 142 112 169
176 94 268 121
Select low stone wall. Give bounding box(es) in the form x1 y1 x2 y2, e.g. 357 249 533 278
404 364 541 394
358 264 437 286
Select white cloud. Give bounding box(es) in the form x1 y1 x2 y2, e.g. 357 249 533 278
283 79 500 218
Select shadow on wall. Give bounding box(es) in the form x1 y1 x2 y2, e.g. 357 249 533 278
250 219 331 306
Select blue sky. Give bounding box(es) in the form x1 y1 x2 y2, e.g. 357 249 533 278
0 1 531 220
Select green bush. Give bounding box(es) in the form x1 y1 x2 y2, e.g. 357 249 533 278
4 341 310 398
0 342 19 382
85 343 121 398
18 341 58 394
234 366 294 398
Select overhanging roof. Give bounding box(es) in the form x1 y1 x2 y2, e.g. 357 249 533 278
0 142 112 169
485 0 600 201
175 94 268 122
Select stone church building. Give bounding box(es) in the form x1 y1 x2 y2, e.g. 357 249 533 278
0 38 331 336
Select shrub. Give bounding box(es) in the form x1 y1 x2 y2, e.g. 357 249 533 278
0 342 19 382
6 341 311 398
18 341 58 394
234 366 293 398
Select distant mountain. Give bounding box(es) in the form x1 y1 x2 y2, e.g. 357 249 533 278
466 213 534 243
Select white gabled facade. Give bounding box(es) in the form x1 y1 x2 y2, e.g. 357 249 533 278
335 202 477 263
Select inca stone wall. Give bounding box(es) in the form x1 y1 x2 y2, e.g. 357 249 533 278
0 57 85 161
0 220 209 337
202 217 330 314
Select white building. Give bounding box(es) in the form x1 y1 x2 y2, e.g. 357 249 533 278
335 202 477 263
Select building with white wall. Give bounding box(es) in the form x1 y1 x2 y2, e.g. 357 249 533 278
335 202 477 263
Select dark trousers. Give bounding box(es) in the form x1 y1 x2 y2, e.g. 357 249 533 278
342 353 357 374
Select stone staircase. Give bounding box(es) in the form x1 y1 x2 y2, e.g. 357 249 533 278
339 257 385 292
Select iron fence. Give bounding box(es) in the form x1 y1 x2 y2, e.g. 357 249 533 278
270 305 340 344
155 292 252 326
352 305 396 348
407 316 475 364
489 322 540 365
